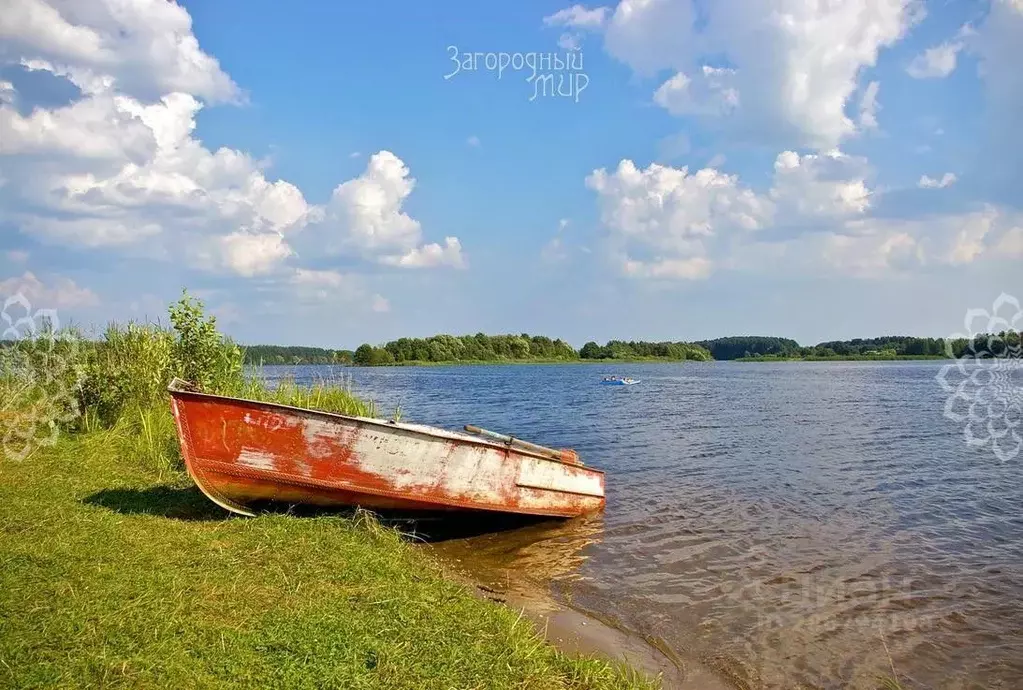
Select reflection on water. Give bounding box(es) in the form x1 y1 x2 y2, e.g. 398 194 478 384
267 361 1023 690
430 515 605 606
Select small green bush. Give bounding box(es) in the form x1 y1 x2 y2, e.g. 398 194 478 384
168 290 244 394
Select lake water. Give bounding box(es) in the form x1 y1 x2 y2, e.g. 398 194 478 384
263 361 1022 689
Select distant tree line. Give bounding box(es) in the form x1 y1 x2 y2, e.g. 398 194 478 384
243 345 354 365
353 334 579 365
697 333 1021 360
696 336 801 360
233 330 1020 365
945 331 1021 358
578 340 712 361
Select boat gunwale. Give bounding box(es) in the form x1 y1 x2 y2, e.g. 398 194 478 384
166 380 604 475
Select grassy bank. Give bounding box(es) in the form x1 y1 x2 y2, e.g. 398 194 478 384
0 427 655 689
0 292 657 689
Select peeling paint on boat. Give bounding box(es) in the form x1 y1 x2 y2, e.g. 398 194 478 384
237 448 277 472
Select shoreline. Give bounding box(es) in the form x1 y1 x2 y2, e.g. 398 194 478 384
425 523 735 690
252 356 952 368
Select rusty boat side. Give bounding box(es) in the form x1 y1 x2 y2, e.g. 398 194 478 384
166 379 606 519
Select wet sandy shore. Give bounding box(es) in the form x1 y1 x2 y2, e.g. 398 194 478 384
417 514 735 690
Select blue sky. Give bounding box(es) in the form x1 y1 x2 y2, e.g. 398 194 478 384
0 0 1020 348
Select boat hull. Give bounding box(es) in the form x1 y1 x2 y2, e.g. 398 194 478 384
168 385 605 519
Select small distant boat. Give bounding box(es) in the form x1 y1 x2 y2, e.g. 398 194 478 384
600 376 639 386
167 378 605 519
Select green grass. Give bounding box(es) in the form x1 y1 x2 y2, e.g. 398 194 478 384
239 371 376 418
0 414 658 690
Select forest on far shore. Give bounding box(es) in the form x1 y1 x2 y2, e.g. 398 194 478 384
239 331 1020 365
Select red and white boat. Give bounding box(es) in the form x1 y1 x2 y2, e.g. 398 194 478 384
167 378 606 519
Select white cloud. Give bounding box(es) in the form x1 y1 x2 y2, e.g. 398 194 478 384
0 86 159 160
731 208 1019 279
0 271 99 308
467 135 481 147
214 232 293 277
587 0 922 149
653 67 739 117
543 5 610 30
907 41 963 78
0 1 463 283
349 151 361 158
0 60 312 276
819 231 922 278
586 154 1016 281
859 81 881 130
0 0 240 102
314 152 464 268
320 151 421 254
380 237 465 268
623 256 712 280
942 210 993 265
5 250 29 263
292 268 349 288
558 33 582 51
585 159 772 278
918 172 957 189
770 150 871 219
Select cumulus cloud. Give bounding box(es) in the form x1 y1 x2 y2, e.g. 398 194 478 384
379 237 465 269
563 0 921 149
0 0 240 102
918 173 957 189
770 150 871 220
585 159 771 278
623 256 712 280
907 41 964 78
859 81 881 130
586 155 1014 281
0 87 313 271
214 231 293 277
653 67 739 117
0 271 99 308
0 1 463 281
543 5 610 30
311 152 464 268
